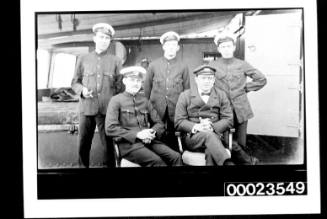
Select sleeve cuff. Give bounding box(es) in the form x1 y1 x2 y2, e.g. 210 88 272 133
191 125 197 134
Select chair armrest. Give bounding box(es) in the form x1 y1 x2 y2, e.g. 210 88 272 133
175 131 181 137
113 136 123 142
175 131 184 153
228 128 235 151
111 137 122 167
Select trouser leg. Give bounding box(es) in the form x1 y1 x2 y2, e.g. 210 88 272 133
203 132 230 166
95 114 115 168
148 140 183 166
123 144 167 167
233 111 248 147
162 107 179 152
78 114 96 168
204 148 216 165
232 113 258 165
184 132 230 166
235 120 248 148
231 141 258 165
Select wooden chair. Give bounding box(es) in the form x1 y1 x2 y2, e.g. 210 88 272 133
175 129 235 166
112 137 141 167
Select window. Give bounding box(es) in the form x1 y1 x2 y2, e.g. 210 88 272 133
51 53 77 88
37 49 50 89
203 52 221 64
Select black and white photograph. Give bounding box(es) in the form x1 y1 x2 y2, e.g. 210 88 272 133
21 0 321 217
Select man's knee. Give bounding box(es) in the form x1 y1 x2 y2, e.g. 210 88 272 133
231 141 242 151
203 132 227 154
173 150 182 159
150 156 167 167
197 131 217 139
200 132 221 144
170 151 183 165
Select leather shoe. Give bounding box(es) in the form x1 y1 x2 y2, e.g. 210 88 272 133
223 159 235 166
232 147 259 165
249 156 259 165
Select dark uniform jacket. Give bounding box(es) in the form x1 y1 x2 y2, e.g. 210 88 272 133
105 91 165 156
209 57 267 123
174 86 233 135
71 51 122 116
144 56 190 121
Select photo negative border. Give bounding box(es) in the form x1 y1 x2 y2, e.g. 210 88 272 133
21 0 320 217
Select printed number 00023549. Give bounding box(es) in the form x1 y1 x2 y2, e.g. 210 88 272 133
224 182 306 196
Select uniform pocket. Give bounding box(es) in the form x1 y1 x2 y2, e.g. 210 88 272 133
140 109 150 128
83 70 96 76
152 78 164 92
187 107 200 119
173 78 183 93
232 73 243 79
120 108 135 124
82 71 96 88
104 72 115 87
121 108 134 114
233 94 253 122
215 70 227 80
153 78 163 85
210 106 220 121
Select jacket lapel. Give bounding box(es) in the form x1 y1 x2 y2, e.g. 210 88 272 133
206 87 220 108
190 85 220 109
190 85 205 107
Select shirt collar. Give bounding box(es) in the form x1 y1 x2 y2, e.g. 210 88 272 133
163 56 178 64
93 49 108 57
221 57 235 64
123 91 140 97
198 87 212 96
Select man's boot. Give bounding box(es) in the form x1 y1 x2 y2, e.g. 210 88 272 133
231 141 259 165
223 158 236 166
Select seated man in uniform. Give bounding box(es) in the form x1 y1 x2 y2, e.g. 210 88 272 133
174 65 234 166
105 66 183 167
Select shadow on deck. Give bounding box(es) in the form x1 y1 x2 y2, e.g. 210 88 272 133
246 134 304 165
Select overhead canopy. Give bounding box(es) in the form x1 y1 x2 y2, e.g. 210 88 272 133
37 11 242 50
37 9 299 50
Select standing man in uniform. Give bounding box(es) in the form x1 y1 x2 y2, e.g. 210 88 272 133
144 31 190 151
71 23 123 168
209 31 267 164
140 57 150 70
174 65 235 166
106 66 183 167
